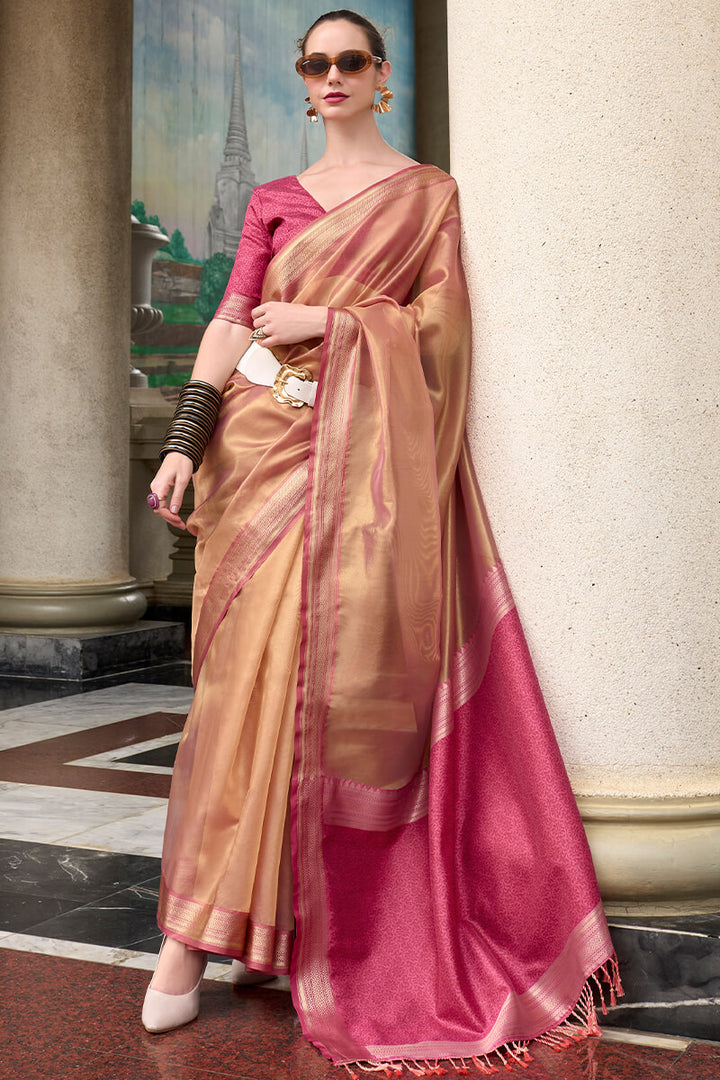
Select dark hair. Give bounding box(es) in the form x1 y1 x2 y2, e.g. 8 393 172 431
297 10 387 62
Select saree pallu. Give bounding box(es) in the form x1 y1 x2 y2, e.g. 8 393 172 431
161 165 621 1073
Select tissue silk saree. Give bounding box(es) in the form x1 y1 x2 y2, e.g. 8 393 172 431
164 166 620 1073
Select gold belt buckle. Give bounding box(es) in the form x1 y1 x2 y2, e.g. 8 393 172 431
272 363 313 408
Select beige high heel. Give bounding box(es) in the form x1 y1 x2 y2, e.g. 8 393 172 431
229 960 276 986
142 938 208 1033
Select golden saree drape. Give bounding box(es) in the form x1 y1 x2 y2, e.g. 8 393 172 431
158 165 620 1072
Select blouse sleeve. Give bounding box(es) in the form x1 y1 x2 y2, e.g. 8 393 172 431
213 187 271 327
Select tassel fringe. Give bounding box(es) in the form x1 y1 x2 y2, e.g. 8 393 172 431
341 958 622 1078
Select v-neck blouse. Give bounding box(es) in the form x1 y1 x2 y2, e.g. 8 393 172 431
214 176 326 328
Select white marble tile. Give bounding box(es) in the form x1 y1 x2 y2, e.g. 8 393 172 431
0 933 291 989
609 921 709 939
0 782 167 850
61 801 169 858
0 684 192 750
599 1027 691 1051
67 732 180 775
0 933 147 965
68 761 175 776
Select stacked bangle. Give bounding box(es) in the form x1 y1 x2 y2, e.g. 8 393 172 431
159 380 223 472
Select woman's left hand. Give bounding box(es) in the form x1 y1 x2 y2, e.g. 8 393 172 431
250 302 328 350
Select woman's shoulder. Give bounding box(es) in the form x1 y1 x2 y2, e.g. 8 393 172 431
406 163 458 197
415 162 455 183
244 177 307 224
251 176 301 199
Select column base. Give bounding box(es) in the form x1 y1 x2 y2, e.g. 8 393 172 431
0 580 148 631
0 619 185 682
578 796 720 915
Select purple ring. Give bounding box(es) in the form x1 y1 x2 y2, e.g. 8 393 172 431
147 492 161 510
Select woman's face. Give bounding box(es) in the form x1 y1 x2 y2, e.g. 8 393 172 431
301 19 391 124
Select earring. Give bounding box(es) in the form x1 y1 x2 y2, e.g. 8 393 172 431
372 85 393 114
305 96 319 123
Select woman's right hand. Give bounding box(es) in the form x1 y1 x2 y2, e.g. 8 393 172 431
148 452 194 530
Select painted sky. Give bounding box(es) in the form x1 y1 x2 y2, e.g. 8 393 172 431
132 0 415 259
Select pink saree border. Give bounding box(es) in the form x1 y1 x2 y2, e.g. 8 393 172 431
323 769 429 831
272 165 446 292
365 902 612 1061
192 461 307 683
159 877 293 972
291 310 370 1064
432 561 515 746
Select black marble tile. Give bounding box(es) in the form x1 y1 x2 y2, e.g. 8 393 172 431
603 919 720 1042
122 929 165 953
23 880 162 950
0 677 87 710
0 889 81 933
609 923 720 1004
119 929 232 967
0 663 192 710
0 839 160 904
121 741 179 768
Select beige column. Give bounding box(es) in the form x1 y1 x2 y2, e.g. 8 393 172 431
448 0 719 911
0 0 146 630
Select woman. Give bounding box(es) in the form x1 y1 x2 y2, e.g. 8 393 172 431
142 9 621 1074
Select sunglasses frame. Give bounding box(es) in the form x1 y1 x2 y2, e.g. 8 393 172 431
295 50 383 78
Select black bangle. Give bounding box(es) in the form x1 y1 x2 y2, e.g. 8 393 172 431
160 380 223 471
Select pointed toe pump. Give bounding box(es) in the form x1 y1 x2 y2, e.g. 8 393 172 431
142 940 208 1034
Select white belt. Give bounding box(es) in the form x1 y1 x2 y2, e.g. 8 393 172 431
236 341 317 408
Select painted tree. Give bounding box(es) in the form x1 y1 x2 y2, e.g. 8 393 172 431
166 228 192 262
195 253 234 324
131 199 166 235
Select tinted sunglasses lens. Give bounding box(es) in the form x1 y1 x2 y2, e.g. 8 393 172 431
301 56 329 76
337 52 370 73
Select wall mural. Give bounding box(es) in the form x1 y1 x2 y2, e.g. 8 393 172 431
131 0 415 389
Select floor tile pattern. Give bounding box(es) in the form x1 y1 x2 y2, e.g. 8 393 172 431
0 683 718 1079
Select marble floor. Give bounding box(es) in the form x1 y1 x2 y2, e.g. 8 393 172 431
1 682 718 1080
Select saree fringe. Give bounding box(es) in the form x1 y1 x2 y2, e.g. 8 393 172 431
341 958 623 1078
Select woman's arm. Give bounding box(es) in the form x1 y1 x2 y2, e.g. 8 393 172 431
149 302 327 528
149 319 252 528
191 318 253 388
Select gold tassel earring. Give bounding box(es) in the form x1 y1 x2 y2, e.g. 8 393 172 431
305 96 319 123
372 85 393 114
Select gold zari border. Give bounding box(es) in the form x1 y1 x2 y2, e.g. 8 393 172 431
159 877 293 972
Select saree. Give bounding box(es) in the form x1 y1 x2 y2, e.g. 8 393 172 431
159 165 621 1073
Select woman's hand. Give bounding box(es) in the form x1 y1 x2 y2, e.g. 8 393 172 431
148 452 194 530
250 302 328 350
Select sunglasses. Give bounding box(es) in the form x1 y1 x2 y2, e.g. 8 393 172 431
295 50 382 78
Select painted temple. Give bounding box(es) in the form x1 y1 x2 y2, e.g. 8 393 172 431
207 30 256 258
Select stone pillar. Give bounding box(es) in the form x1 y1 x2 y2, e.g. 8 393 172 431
448 0 719 912
0 0 146 631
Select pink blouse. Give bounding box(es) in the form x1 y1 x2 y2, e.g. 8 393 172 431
214 176 326 327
